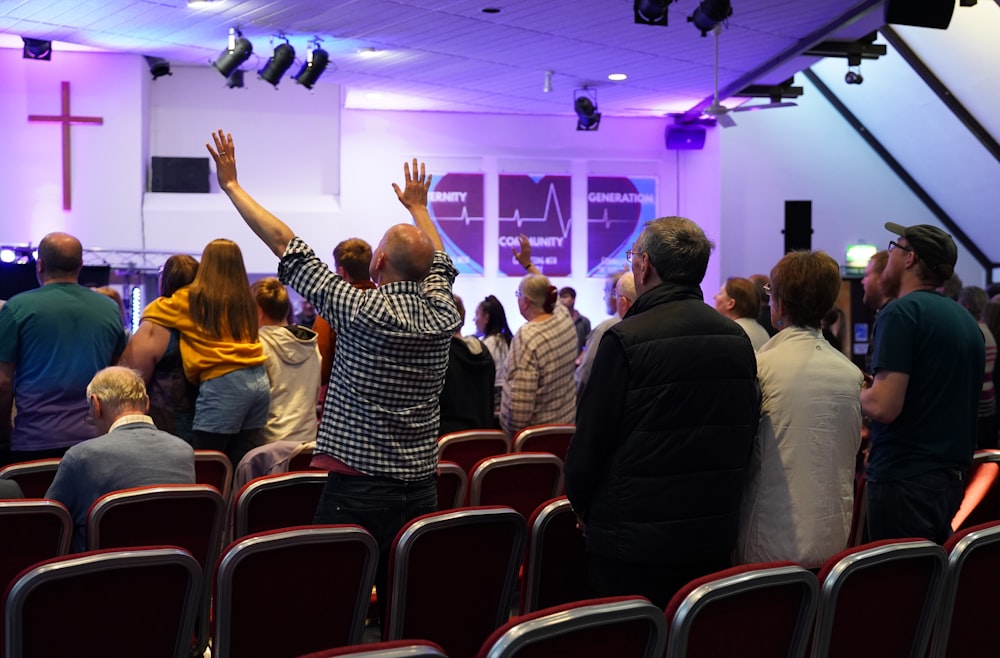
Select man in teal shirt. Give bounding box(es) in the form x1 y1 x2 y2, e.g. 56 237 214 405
0 233 127 464
862 222 985 543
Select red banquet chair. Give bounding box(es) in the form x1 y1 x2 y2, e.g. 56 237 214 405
4 546 201 658
296 640 448 658
0 458 61 499
467 453 564 520
663 562 817 658
511 424 575 461
232 471 328 540
951 449 1000 531
384 506 526 658
519 496 587 615
438 430 510 477
213 525 378 658
477 595 665 658
929 520 1000 658
812 539 947 658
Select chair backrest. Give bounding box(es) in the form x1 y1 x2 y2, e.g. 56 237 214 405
0 499 73 653
0 458 62 498
478 595 664 658
813 539 947 658
931 520 1000 658
951 450 1000 531
296 640 448 658
438 430 510 476
213 525 378 658
663 562 817 658
194 449 233 502
437 461 468 511
468 453 564 519
511 424 575 460
385 506 527 658
4 546 201 658
86 483 225 657
232 471 328 539
519 496 587 614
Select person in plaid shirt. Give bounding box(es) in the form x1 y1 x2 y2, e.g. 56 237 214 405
207 130 460 612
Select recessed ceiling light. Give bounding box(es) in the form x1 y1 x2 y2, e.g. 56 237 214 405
187 0 222 8
608 73 628 81
482 7 501 13
357 47 378 57
366 92 383 99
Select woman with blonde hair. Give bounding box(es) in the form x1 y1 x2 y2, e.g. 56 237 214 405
137 239 268 467
499 236 578 437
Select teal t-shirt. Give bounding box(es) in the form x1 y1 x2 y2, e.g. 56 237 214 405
0 283 127 451
867 290 985 481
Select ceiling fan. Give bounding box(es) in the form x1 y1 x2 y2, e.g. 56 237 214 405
703 26 797 128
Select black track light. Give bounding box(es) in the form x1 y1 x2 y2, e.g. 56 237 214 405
294 41 330 89
144 56 172 80
259 38 295 87
22 37 52 61
688 0 732 36
226 69 245 89
634 0 671 26
213 28 253 78
845 70 864 85
574 89 601 131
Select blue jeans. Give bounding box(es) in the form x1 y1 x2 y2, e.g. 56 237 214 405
313 472 437 617
866 468 966 544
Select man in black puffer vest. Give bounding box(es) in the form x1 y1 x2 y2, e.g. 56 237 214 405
565 216 760 608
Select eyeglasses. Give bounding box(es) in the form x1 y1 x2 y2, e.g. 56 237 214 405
888 240 912 253
626 249 642 263
514 289 524 298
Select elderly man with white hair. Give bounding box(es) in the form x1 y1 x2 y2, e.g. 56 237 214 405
46 366 195 550
575 271 636 396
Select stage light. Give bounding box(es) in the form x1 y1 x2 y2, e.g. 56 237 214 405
226 69 245 89
845 70 864 85
144 56 172 80
22 37 52 60
634 0 671 26
688 0 732 36
213 27 253 78
574 88 601 131
294 40 330 89
259 37 295 87
0 248 15 264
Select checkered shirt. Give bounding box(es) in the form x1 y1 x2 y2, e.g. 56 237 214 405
499 303 578 436
279 237 460 480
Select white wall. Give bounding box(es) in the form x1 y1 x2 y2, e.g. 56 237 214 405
0 49 146 250
720 72 986 287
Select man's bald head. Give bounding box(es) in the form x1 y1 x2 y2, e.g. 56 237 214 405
38 232 83 282
373 224 434 284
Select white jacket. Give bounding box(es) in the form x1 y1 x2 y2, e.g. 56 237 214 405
736 326 863 568
259 324 321 444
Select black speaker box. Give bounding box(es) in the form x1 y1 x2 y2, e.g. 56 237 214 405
884 0 954 29
665 125 706 151
151 156 210 193
784 200 813 253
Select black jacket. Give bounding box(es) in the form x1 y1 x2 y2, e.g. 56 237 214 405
565 282 759 567
438 336 496 436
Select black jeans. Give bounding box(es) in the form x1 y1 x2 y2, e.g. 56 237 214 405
866 468 965 544
313 472 437 618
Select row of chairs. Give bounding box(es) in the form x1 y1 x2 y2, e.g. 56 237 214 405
438 425 575 475
10 515 1000 658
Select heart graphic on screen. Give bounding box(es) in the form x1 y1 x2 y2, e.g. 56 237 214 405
587 176 655 276
497 174 571 277
429 173 485 275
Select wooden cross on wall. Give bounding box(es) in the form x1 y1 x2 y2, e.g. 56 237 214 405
27 81 104 211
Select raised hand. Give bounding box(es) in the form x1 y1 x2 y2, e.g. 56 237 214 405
206 129 237 191
392 158 433 212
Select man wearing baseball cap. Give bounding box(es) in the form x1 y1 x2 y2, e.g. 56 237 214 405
861 222 985 543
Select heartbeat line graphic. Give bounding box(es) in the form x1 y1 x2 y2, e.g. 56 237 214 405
506 183 571 239
433 204 484 227
589 207 645 230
